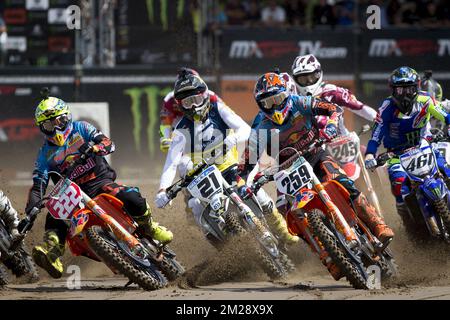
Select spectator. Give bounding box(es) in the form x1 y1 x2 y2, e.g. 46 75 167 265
313 0 337 27
225 0 247 25
386 0 401 25
335 0 355 26
400 0 421 26
420 1 440 28
284 0 306 27
261 0 287 27
436 0 450 27
245 0 262 27
0 14 7 66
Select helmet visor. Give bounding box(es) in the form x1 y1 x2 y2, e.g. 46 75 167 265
294 71 321 87
393 85 417 98
178 91 208 110
259 91 289 111
40 114 70 133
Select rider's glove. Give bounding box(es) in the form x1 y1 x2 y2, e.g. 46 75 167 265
365 154 378 170
155 191 171 208
320 123 338 141
160 138 172 153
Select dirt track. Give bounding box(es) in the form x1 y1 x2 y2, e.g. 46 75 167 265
1 174 450 300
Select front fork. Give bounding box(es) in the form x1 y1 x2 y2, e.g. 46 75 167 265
417 177 449 237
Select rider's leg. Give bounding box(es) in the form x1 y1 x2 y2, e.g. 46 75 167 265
0 190 20 240
317 154 394 243
32 214 66 279
101 183 173 245
255 187 299 245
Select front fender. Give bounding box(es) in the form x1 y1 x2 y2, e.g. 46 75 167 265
420 177 448 201
291 190 316 212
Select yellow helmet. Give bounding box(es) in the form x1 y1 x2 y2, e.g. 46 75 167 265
35 97 73 146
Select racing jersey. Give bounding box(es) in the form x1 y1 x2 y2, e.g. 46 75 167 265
366 94 450 155
160 90 221 141
159 99 251 190
249 95 342 164
315 83 377 135
25 121 115 214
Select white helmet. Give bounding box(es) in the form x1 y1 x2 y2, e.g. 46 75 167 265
291 54 323 96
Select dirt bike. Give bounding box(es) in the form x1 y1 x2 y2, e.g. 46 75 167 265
0 216 39 285
252 139 398 289
326 125 382 215
165 151 293 280
375 136 450 242
20 152 185 290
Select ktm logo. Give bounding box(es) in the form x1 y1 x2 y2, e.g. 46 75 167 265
265 74 283 87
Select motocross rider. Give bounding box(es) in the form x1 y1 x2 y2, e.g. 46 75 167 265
23 93 173 279
0 190 21 243
154 70 299 245
249 72 394 245
291 54 377 134
364 67 450 232
421 70 450 131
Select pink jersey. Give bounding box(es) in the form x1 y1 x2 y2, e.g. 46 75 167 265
315 83 376 134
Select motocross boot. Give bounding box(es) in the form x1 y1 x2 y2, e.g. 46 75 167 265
262 201 299 245
32 230 64 279
135 206 173 245
354 194 394 244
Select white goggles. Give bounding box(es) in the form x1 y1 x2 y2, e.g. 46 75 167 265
178 91 208 110
259 91 289 110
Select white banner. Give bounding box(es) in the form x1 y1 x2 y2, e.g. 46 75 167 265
26 0 49 10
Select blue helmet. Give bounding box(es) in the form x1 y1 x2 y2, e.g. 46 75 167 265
389 66 420 114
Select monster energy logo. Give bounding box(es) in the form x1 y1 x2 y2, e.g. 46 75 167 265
145 0 185 31
124 86 172 157
405 131 421 145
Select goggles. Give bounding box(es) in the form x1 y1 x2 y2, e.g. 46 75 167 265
393 85 417 96
178 91 208 110
259 91 289 110
40 114 70 133
294 71 321 87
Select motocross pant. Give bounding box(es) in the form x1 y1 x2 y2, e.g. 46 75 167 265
0 190 19 233
45 180 149 241
387 149 450 204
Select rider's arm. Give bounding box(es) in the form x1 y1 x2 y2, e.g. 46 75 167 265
428 97 450 125
79 121 115 156
25 149 50 215
310 98 343 126
351 105 378 122
365 100 390 156
217 102 251 144
158 130 186 191
160 93 176 141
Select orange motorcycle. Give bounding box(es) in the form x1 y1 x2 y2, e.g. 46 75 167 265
20 155 184 290
252 140 397 289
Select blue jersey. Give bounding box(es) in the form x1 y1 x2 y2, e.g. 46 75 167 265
250 95 341 162
32 121 116 196
366 94 450 155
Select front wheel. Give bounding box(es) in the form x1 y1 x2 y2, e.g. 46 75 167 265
433 198 450 236
308 209 368 289
87 226 167 290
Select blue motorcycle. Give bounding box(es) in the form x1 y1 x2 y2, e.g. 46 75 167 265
377 138 450 242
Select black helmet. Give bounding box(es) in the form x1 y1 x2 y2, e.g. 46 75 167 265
389 66 420 115
174 71 210 121
421 70 443 102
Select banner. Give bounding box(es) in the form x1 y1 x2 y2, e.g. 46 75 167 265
220 28 355 74
361 30 450 72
